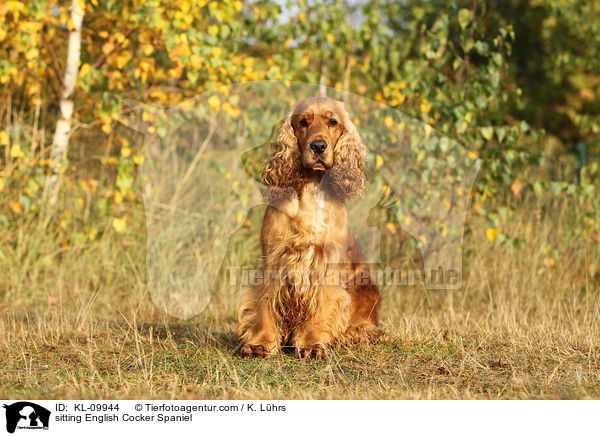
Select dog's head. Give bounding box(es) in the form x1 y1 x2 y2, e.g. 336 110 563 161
263 96 366 203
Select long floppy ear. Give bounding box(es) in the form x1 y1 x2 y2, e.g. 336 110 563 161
324 103 367 200
261 111 302 206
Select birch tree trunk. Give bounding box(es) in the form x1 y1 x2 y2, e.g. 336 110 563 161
49 0 84 204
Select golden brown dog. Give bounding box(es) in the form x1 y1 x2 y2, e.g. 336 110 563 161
237 96 381 358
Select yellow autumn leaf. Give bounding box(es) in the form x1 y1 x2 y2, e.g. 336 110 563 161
208 25 219 37
486 228 498 243
10 144 25 158
376 155 384 169
384 116 394 129
115 52 130 69
465 111 472 124
211 47 222 58
102 41 115 56
9 200 23 214
143 45 154 56
133 155 144 165
121 147 132 157
79 63 90 78
0 177 4 192
141 111 154 122
0 131 9 145
190 54 203 69
88 228 99 241
208 95 220 111
25 48 38 60
139 59 152 71
420 98 432 114
112 217 126 233
102 123 112 134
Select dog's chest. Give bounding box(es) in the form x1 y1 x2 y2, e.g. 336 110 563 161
295 185 329 238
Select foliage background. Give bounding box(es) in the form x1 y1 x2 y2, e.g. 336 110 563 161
0 0 599 399
1 0 598 246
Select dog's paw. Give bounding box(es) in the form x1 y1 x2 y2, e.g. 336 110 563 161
240 344 272 358
297 344 326 359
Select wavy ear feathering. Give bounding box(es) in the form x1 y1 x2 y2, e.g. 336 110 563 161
323 103 367 201
261 112 304 207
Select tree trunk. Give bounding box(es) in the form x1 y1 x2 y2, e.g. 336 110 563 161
49 0 84 204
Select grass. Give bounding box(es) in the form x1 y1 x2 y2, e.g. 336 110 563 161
1 188 599 400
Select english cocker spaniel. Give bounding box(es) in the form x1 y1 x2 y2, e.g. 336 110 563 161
237 97 381 358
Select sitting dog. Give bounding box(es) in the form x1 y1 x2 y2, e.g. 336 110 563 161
237 97 381 358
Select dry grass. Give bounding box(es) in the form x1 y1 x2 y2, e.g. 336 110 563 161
1 193 599 400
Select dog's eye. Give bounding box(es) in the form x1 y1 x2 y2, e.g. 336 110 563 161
299 119 308 128
328 119 338 127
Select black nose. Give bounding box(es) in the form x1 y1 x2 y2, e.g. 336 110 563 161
310 140 327 154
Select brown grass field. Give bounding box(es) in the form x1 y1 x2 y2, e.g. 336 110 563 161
1 191 599 400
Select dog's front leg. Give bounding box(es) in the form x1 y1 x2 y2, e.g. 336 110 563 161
293 285 351 359
237 285 281 358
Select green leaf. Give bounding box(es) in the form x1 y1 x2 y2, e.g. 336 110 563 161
550 182 562 196
474 41 489 55
458 9 472 30
496 127 506 142
519 121 529 132
481 126 494 141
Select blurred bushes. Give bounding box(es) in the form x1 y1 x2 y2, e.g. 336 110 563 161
0 0 598 251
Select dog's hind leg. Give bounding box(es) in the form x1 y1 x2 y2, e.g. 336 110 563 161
344 268 382 343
